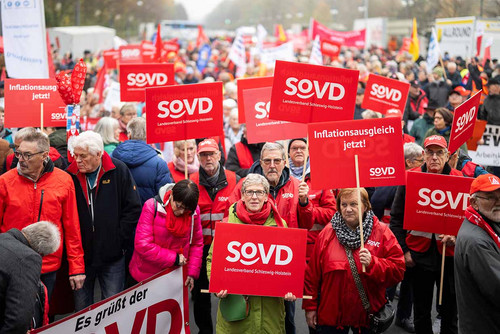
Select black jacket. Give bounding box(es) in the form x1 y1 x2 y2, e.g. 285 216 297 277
225 138 264 178
67 153 142 267
0 229 42 334
479 94 500 125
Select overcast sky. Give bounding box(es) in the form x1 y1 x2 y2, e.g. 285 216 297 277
178 0 224 22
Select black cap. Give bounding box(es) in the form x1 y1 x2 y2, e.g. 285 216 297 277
424 100 440 110
486 76 500 86
288 138 307 153
410 80 420 88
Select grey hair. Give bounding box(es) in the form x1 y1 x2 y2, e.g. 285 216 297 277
21 131 50 153
120 103 136 116
69 131 104 156
94 117 119 145
14 127 37 143
260 142 286 160
22 221 61 256
174 139 196 150
241 173 270 195
404 142 424 161
127 117 147 141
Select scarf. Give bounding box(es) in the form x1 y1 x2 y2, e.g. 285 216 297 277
289 158 310 180
235 199 284 227
331 210 374 249
437 126 451 136
118 118 127 134
465 206 500 248
173 153 200 175
163 191 192 238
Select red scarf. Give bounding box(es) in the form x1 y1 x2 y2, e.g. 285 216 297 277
465 206 500 248
235 199 284 227
164 191 191 238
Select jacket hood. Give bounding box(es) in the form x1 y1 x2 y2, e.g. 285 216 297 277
112 140 158 167
158 183 175 205
48 129 68 147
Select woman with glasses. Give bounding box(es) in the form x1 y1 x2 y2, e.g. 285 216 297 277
207 173 296 333
423 107 467 152
129 179 203 291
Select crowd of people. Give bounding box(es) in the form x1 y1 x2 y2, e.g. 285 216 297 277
0 26 499 334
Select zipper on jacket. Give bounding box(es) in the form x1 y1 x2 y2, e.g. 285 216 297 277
37 190 44 222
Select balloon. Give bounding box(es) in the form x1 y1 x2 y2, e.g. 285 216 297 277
71 58 87 104
56 72 74 105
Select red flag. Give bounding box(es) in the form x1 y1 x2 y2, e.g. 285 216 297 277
196 25 209 48
155 24 163 63
94 63 108 104
482 38 493 67
46 32 56 78
476 35 483 57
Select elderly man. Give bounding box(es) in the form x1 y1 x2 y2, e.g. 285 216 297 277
445 62 462 87
0 221 61 333
67 131 141 310
230 141 313 334
455 174 500 333
0 131 85 300
112 117 172 204
390 135 462 334
190 138 238 334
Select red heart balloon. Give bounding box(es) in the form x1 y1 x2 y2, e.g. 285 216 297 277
71 58 87 104
56 72 74 105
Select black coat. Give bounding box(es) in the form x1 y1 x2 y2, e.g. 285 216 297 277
225 138 264 178
67 153 142 267
0 229 42 334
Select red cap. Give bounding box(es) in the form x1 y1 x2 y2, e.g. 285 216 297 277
385 109 403 118
197 138 219 153
470 174 500 194
451 86 471 97
423 135 448 149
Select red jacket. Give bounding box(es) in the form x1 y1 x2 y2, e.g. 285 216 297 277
0 161 85 275
303 217 405 327
229 171 313 229
305 176 336 260
234 142 254 169
191 168 237 245
167 161 191 183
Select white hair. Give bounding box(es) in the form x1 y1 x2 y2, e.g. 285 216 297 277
94 117 119 145
261 142 286 160
241 173 270 195
404 142 424 161
69 131 104 156
127 117 147 141
229 108 239 120
22 221 61 256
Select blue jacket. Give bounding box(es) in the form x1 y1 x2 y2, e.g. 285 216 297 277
112 140 172 204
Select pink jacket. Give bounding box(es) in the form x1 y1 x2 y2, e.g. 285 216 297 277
129 198 203 282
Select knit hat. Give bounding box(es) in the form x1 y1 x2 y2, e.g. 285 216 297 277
288 138 307 153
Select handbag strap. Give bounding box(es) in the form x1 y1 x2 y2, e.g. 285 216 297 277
344 246 371 313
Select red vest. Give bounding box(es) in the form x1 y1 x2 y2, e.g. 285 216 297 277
191 169 237 245
234 142 254 169
167 161 190 183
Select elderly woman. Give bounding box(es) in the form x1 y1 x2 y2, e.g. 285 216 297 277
94 117 120 154
167 139 200 182
304 188 405 333
424 107 467 153
207 174 296 333
129 179 203 290
118 104 137 142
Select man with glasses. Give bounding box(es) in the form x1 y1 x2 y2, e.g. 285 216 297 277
190 138 238 334
390 135 463 334
0 131 85 302
455 174 500 333
229 141 313 334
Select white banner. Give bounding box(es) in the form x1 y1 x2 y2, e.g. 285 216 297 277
104 81 121 112
469 124 500 167
1 0 49 78
260 42 295 68
33 267 189 334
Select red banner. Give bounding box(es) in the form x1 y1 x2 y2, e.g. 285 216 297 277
269 60 358 123
308 117 406 190
448 91 481 154
404 172 473 235
103 49 119 69
119 45 143 64
243 87 307 144
80 116 101 132
237 76 274 124
4 79 67 128
209 223 307 297
362 74 410 114
310 19 366 48
320 40 341 58
145 82 223 143
119 63 175 102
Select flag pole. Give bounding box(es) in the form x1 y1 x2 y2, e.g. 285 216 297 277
355 155 366 272
301 135 309 183
184 140 188 179
40 103 44 133
439 243 446 305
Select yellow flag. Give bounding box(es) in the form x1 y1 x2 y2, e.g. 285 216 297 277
409 18 419 61
276 24 287 42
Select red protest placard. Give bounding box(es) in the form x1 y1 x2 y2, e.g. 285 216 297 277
269 60 358 123
243 87 307 144
237 76 274 124
466 119 487 151
404 172 473 235
362 74 410 114
209 223 307 297
119 45 143 64
321 40 341 58
145 82 223 143
308 117 406 190
4 79 67 128
448 91 481 154
103 49 119 69
119 63 175 102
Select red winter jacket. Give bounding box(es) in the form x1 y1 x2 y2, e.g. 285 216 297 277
303 217 405 328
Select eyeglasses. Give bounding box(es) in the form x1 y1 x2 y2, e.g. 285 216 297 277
14 151 45 161
261 158 283 165
199 152 216 158
425 149 446 157
434 116 444 120
243 190 267 198
475 195 500 204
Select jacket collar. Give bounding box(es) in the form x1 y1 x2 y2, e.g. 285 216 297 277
8 228 31 248
17 158 54 182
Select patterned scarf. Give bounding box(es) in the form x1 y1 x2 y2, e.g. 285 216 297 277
331 210 374 249
173 154 200 175
465 206 500 248
288 158 310 180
